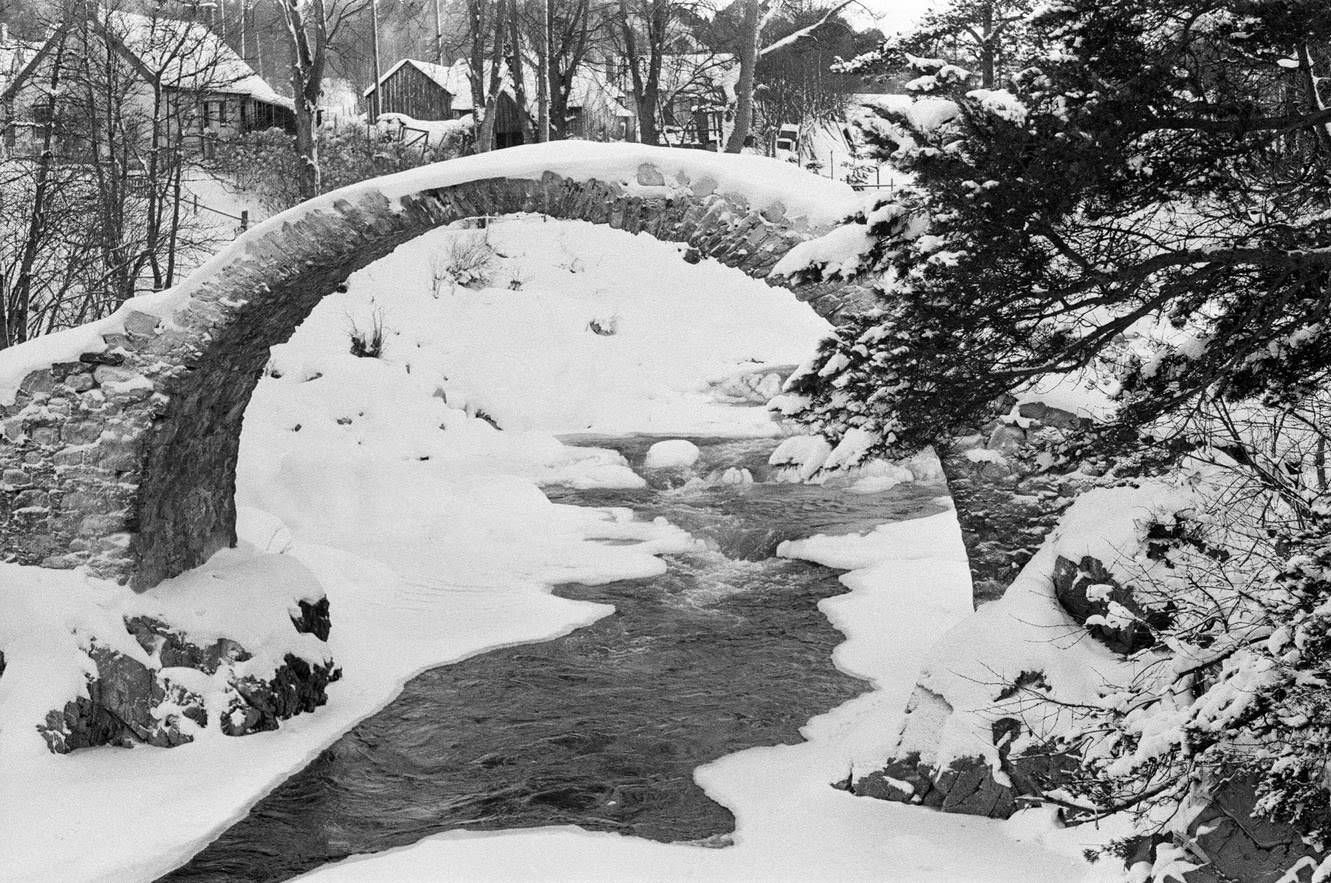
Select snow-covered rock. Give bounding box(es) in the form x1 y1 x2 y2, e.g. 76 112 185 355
643 439 701 469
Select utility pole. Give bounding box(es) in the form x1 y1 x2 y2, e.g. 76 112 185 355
537 0 549 141
369 0 383 122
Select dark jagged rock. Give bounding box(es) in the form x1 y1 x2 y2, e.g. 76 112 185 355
221 653 341 736
38 601 337 754
125 615 252 672
40 640 200 753
290 597 332 641
1184 778 1321 883
1051 554 1165 654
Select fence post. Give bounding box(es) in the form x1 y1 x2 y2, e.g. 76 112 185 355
192 193 199 215
240 210 249 232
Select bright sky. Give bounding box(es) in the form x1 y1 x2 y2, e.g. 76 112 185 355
843 0 937 36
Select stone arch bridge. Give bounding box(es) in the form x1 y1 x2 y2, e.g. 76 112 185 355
0 143 876 589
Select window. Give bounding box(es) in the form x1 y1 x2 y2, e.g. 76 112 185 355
203 99 227 128
31 103 52 126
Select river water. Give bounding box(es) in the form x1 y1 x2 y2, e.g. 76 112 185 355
162 436 946 882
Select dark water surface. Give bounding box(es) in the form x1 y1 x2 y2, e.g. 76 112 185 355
162 436 945 882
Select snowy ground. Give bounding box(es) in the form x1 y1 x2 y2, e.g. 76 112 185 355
3 217 1092 882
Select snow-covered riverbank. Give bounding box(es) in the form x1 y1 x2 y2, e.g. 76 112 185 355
3 218 1089 882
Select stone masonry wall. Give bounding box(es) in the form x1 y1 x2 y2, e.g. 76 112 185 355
0 166 877 589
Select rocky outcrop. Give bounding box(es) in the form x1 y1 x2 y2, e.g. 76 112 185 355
291 597 332 641
943 397 1106 607
846 679 1077 822
1052 554 1165 655
1182 779 1321 883
38 610 338 754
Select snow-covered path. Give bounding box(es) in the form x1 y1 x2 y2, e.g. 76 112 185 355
2 218 1089 882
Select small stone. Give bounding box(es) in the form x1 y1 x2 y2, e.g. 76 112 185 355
635 163 665 186
987 424 1026 454
62 421 102 446
690 175 718 197
93 365 137 386
15 489 49 507
19 370 54 396
65 374 95 393
79 350 125 366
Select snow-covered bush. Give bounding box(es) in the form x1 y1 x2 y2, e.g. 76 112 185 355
432 234 495 293
209 125 467 212
1041 398 1331 857
347 306 386 359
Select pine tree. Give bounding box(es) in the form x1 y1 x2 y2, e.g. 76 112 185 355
788 0 1331 469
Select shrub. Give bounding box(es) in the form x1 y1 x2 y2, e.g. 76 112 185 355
347 307 386 358
432 233 495 294
209 124 468 213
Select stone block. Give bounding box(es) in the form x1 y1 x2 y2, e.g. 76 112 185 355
19 370 55 396
64 374 95 393
636 163 665 186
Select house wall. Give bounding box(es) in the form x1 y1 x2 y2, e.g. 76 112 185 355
367 63 452 121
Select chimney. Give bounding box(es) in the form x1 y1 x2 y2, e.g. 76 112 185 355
1 24 9 45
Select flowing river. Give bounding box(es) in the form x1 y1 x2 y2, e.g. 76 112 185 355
162 436 947 882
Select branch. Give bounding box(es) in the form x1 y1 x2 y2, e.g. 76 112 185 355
759 0 862 57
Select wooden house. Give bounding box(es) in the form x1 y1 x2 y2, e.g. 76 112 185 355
1 11 294 159
365 57 532 148
362 59 457 122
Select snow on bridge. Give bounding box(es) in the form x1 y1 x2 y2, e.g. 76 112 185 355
0 142 878 589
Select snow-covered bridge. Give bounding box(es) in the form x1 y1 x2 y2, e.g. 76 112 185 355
0 142 877 588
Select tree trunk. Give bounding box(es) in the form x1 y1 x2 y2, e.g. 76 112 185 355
504 0 533 143
6 33 66 349
467 0 489 148
536 0 550 141
980 1 995 89
724 0 759 153
617 0 664 145
293 83 321 197
277 0 327 199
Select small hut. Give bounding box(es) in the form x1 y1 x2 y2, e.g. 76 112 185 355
362 59 456 121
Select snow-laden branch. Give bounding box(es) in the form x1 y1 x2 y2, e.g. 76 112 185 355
759 0 863 58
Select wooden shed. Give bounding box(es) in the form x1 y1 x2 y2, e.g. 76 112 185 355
491 91 525 148
363 59 455 121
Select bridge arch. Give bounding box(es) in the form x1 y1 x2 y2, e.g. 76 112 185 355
0 143 875 588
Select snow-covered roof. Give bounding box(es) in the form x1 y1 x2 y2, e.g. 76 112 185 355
0 35 35 77
364 58 470 103
0 31 39 95
107 11 291 109
568 66 632 118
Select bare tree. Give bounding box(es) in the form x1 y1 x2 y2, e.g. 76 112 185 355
274 0 369 197
615 0 669 145
722 0 760 152
0 2 228 346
